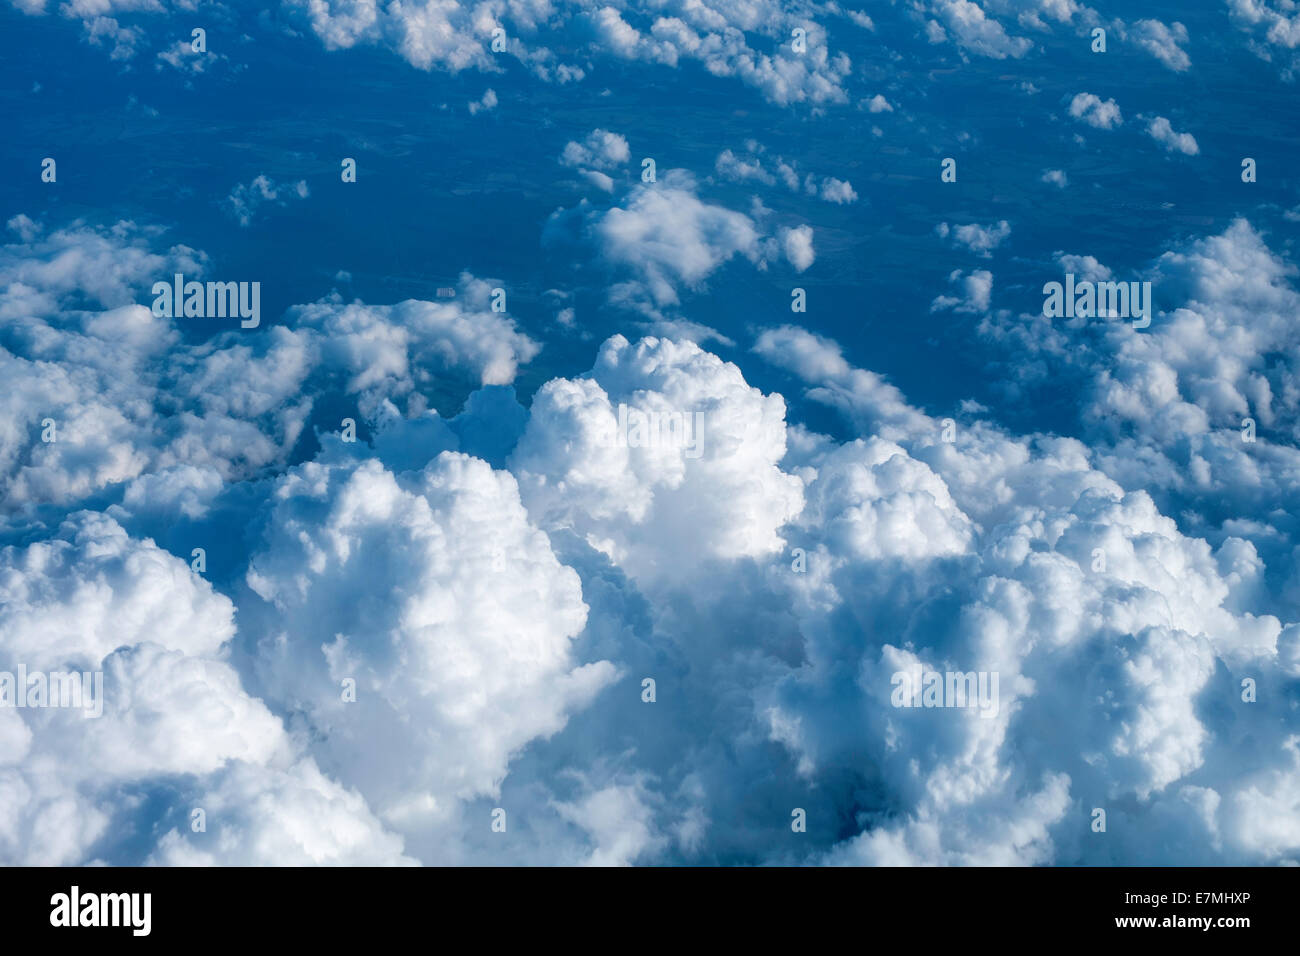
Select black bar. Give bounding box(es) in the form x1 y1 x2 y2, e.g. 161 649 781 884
1 866 1280 942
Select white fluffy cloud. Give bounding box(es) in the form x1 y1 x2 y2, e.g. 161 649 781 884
0 512 412 865
715 141 857 204
467 87 498 114
752 329 1292 864
780 224 815 271
281 0 852 106
1068 92 1123 129
1228 0 1300 79
978 218 1300 628
546 172 819 327
924 0 1034 59
1146 115 1199 155
7 199 1300 867
0 221 538 512
246 452 617 843
561 128 631 171
936 220 1011 257
511 334 804 583
1129 19 1191 71
595 180 765 302
931 268 994 313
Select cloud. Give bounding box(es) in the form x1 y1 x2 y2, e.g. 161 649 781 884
284 0 852 106
0 511 413 865
1129 19 1191 71
284 275 541 390
780 225 816 271
553 777 669 866
926 0 1034 59
86 16 142 60
225 175 310 228
0 220 538 512
7 178 1300 868
931 268 994 313
149 760 417 866
715 141 857 204
1227 0 1300 80
936 220 1011 257
544 173 816 323
596 182 764 300
749 329 1291 864
511 334 804 583
753 325 932 440
157 38 227 74
715 147 777 186
1146 116 1199 155
560 129 630 191
818 177 858 204
978 218 1300 628
467 87 498 114
245 452 617 845
561 129 631 171
1069 92 1123 129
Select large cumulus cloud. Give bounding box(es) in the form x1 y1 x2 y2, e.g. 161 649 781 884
0 219 538 514
5 209 1300 867
244 450 618 855
0 512 412 866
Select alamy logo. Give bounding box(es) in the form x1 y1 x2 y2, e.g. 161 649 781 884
1042 273 1151 328
50 886 151 936
890 669 1000 718
151 273 260 328
601 403 706 459
0 665 103 718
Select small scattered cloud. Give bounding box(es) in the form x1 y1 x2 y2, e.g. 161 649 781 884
1069 92 1123 130
468 88 498 115
225 175 310 227
1146 116 1199 155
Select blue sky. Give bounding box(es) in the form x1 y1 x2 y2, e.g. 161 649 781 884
1 0 1299 865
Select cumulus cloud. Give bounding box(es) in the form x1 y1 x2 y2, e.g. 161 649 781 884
750 329 1292 864
1129 19 1191 71
561 129 631 171
754 326 932 440
979 219 1300 627
0 512 412 865
245 452 617 844
6 185 1300 868
157 37 228 74
780 224 816 271
1146 115 1199 155
925 0 1034 59
86 16 142 60
1068 92 1123 129
594 181 766 303
931 268 994 313
715 141 857 204
560 128 630 190
282 0 852 106
936 220 1011 257
511 334 804 582
467 87 498 114
1227 0 1300 80
546 173 816 325
0 220 538 513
